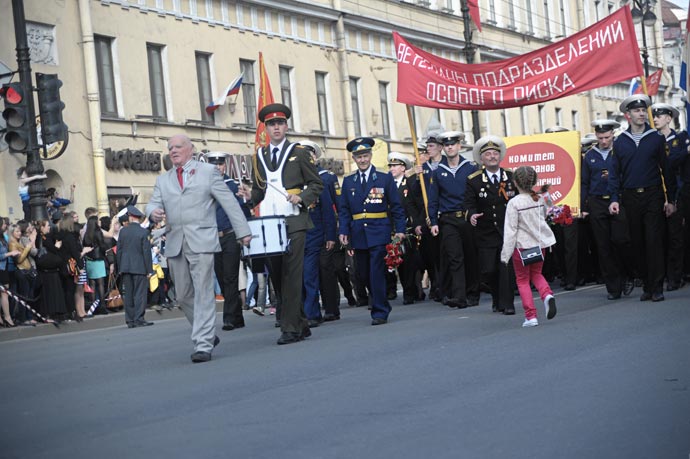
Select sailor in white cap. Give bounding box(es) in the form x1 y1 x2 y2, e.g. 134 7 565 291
428 131 481 308
385 152 423 304
607 94 677 302
650 103 688 291
545 126 569 133
465 135 516 314
581 119 633 300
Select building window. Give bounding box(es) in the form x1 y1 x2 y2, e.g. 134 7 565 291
94 35 118 117
559 0 567 36
240 59 256 126
571 110 579 132
315 71 329 132
195 52 213 123
146 43 167 119
488 2 497 24
501 109 509 136
555 107 562 127
543 1 551 38
526 0 534 34
538 104 545 133
379 81 390 138
350 77 362 137
521 107 529 135
507 0 516 29
279 65 294 130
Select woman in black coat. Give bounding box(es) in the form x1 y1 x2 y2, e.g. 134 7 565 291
35 220 67 322
57 214 93 320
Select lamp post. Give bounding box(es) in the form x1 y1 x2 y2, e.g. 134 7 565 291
623 0 658 78
460 0 481 142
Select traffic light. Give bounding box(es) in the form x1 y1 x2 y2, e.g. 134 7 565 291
36 73 67 145
1 82 31 153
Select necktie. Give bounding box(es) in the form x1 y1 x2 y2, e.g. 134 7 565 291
492 174 498 186
176 167 184 189
271 147 279 169
361 172 367 191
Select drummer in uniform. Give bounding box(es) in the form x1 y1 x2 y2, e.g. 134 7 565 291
247 103 324 344
338 137 407 325
297 140 337 327
580 120 634 300
385 152 424 304
465 136 516 314
206 152 251 330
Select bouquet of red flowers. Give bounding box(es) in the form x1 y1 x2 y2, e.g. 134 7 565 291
384 236 405 272
546 204 573 226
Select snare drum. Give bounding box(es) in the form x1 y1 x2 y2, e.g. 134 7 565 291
242 216 289 258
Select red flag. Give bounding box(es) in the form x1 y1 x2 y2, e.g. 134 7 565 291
254 52 275 151
467 0 482 32
634 68 663 96
394 7 643 110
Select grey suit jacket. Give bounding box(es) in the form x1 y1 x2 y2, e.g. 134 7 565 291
116 223 153 275
146 160 251 257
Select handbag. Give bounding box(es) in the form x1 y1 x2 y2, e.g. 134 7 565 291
519 246 544 265
106 274 124 310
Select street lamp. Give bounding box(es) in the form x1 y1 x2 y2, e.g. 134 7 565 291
621 0 657 77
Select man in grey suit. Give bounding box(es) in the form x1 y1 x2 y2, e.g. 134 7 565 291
146 134 251 363
116 205 154 328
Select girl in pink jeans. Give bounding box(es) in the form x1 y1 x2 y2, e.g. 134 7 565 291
500 166 558 327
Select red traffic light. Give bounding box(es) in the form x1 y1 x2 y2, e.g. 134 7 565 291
4 86 23 104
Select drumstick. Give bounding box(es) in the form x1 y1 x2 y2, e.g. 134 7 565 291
267 181 303 208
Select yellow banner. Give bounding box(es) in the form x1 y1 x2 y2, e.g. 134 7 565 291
501 131 581 215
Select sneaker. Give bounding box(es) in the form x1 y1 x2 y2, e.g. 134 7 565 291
544 294 557 320
252 306 265 316
522 318 539 327
268 307 276 315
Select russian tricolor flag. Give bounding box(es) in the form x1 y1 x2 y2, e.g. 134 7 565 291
206 72 243 115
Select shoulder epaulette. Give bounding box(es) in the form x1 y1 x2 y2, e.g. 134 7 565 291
468 170 482 180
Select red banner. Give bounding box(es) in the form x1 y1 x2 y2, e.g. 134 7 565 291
254 52 275 150
395 7 643 110
634 68 663 96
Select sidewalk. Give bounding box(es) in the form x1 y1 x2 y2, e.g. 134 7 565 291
0 302 224 343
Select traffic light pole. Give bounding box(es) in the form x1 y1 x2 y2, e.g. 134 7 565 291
12 0 48 221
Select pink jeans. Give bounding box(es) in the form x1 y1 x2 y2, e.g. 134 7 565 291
511 249 553 320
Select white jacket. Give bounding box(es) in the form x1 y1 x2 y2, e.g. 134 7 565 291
500 193 557 264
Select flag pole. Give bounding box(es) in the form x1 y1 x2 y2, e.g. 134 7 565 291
405 105 429 220
639 73 654 122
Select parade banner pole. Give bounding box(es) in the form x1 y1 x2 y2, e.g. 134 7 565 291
405 105 429 220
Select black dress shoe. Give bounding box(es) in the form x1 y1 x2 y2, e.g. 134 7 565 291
191 351 212 363
666 282 680 291
651 292 665 302
302 326 312 338
445 298 467 309
137 320 154 326
308 319 323 328
356 299 369 307
347 297 357 306
640 292 653 301
274 321 281 328
503 308 516 315
607 293 621 300
371 318 388 326
277 332 302 345
222 324 235 331
387 292 398 300
323 313 340 321
213 335 220 347
564 284 576 291
402 297 415 305
467 297 479 307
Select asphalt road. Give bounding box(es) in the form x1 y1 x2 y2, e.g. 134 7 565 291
2 283 689 459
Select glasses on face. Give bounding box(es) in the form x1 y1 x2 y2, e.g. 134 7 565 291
266 119 287 127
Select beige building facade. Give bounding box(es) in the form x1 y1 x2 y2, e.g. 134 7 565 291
0 0 675 218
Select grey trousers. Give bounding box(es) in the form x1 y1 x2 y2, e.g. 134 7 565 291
168 237 216 352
